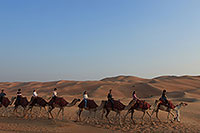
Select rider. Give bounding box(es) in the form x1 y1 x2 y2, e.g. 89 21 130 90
83 91 88 108
52 88 58 101
33 89 38 97
107 89 114 110
16 89 22 105
0 89 6 104
132 90 138 101
30 89 38 105
160 89 169 106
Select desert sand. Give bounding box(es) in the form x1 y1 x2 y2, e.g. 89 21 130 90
0 75 199 132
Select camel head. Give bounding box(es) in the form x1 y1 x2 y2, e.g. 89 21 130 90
72 98 81 104
179 102 188 107
97 100 107 110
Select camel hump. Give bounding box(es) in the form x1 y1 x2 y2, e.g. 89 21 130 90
135 100 151 109
54 97 69 107
78 99 98 109
106 100 125 111
1 97 10 107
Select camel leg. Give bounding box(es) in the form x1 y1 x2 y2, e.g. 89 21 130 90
131 110 135 124
124 109 132 121
151 109 156 117
62 108 64 120
38 107 42 118
44 107 49 118
105 109 111 123
169 111 175 122
56 108 62 119
118 112 122 126
167 112 170 120
146 111 152 120
2 107 6 117
101 109 106 119
78 108 83 121
141 111 145 120
13 106 18 116
156 109 161 122
48 106 55 119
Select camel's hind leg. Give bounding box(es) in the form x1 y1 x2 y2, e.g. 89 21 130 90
141 111 146 120
62 108 64 120
131 110 135 124
105 109 111 123
56 108 62 119
124 109 132 121
101 109 106 119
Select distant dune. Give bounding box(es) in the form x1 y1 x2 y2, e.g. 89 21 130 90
0 75 200 100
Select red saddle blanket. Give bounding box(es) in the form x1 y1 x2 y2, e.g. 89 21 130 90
133 100 151 110
106 100 125 111
159 100 175 109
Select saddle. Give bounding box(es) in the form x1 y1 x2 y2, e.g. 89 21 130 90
106 100 125 111
159 100 175 109
133 100 151 110
49 97 69 107
78 99 98 109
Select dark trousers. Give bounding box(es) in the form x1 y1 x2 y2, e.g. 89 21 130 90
0 96 3 103
108 99 114 109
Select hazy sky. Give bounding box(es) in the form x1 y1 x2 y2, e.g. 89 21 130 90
0 0 200 82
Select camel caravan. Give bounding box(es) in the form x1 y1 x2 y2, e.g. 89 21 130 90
0 87 187 124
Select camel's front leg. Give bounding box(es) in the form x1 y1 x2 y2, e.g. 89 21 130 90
141 111 146 120
101 109 105 119
38 107 42 118
146 111 152 120
131 110 135 124
105 109 111 123
124 109 132 121
156 110 161 122
77 108 83 121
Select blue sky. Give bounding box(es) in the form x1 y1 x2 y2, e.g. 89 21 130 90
0 0 200 81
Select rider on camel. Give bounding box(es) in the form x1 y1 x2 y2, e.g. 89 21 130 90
53 88 58 100
30 89 38 105
83 91 88 108
132 90 138 101
160 89 169 106
16 89 22 105
0 89 6 104
33 89 38 97
107 89 114 110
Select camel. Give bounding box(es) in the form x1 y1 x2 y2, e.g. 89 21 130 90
25 96 49 118
13 96 29 116
100 100 136 125
77 99 104 121
124 99 152 124
151 100 188 122
48 97 80 120
0 97 16 116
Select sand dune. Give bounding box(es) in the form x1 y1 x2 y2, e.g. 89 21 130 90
0 75 199 132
